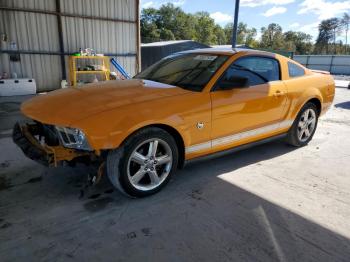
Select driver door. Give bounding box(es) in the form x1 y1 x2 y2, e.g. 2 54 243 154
210 56 288 150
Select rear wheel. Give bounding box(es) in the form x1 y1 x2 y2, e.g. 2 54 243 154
107 127 178 197
286 102 318 147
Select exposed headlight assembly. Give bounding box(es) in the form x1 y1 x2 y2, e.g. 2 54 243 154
55 126 92 151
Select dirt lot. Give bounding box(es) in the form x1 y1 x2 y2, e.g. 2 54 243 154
0 87 350 262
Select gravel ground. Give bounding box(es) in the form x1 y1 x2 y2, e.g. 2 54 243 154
0 87 350 262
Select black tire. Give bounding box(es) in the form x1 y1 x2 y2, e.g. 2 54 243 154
286 102 319 147
107 127 178 198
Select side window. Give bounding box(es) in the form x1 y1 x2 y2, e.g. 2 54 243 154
215 56 280 90
288 62 305 77
235 56 280 82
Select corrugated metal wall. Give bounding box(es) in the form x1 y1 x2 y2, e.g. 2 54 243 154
0 0 140 92
0 0 61 91
294 55 350 75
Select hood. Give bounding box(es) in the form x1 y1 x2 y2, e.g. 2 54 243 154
21 79 190 126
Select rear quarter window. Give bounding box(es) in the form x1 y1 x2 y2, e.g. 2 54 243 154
288 62 305 78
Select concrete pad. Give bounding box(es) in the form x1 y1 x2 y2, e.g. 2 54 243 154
334 80 349 88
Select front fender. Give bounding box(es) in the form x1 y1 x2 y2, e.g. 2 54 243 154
73 91 212 151
75 108 188 151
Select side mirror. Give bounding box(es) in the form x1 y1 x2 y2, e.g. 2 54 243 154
218 76 249 90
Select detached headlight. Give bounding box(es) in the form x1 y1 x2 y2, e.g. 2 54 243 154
55 126 92 151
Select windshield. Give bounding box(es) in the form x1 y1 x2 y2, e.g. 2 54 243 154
134 53 229 91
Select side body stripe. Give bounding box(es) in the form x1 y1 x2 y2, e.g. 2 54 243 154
185 120 293 154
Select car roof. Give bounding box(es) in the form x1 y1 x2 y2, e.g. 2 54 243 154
181 47 276 57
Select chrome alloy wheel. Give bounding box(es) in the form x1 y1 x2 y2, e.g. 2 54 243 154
297 108 317 142
127 138 173 191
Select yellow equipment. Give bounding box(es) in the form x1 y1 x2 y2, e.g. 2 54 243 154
69 56 110 86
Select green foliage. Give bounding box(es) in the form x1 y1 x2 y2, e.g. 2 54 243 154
193 12 219 45
141 4 194 43
284 31 313 54
260 23 284 50
315 18 343 54
141 4 350 54
141 8 161 42
223 23 233 44
222 22 257 46
214 25 226 45
341 13 350 53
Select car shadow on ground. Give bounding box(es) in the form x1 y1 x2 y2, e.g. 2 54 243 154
1 139 350 261
335 101 350 110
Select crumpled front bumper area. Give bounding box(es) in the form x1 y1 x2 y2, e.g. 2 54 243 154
12 122 89 167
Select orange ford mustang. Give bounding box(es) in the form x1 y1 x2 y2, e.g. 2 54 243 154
13 48 335 197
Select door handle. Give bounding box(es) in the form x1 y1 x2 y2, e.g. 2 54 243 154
274 90 284 97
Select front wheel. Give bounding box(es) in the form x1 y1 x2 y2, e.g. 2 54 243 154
286 102 318 147
107 127 178 197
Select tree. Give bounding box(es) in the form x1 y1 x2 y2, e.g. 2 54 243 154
223 22 257 46
245 27 258 47
342 13 350 53
214 25 226 45
140 4 350 54
193 12 218 45
260 23 284 50
284 31 313 54
157 4 194 40
315 20 333 54
315 18 341 54
223 23 233 44
329 18 342 54
237 22 248 44
140 4 195 42
160 29 175 41
141 8 161 42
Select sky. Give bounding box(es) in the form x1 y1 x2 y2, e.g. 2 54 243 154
140 0 350 41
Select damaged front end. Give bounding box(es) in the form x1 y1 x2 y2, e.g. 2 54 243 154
12 121 96 167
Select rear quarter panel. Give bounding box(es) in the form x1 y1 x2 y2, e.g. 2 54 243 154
283 72 334 120
319 74 335 115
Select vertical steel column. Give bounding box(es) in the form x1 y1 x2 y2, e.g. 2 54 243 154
306 55 310 68
231 0 240 48
330 55 334 74
55 0 66 80
136 0 141 73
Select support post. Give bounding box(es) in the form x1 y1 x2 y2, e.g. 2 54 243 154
55 0 66 80
136 0 141 73
330 55 334 74
231 0 240 48
306 55 310 68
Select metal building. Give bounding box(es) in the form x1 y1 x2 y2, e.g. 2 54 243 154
0 0 140 92
141 40 209 70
